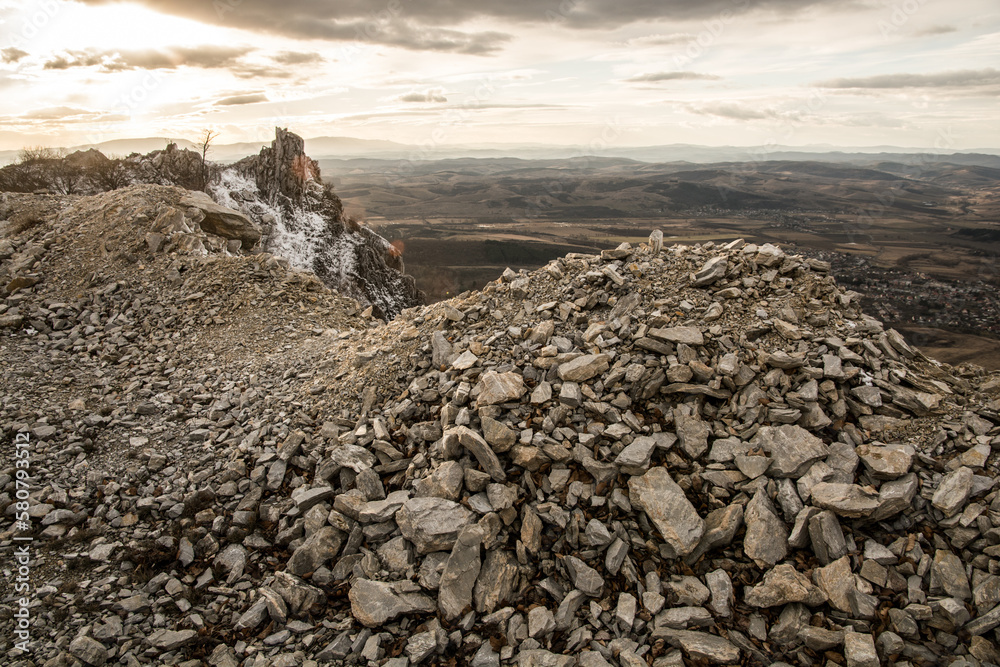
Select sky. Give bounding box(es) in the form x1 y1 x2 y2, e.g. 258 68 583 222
0 0 997 151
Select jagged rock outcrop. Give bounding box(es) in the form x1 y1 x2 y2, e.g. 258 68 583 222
235 127 323 209
224 128 423 319
127 142 207 191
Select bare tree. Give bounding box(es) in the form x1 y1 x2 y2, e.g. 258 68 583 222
197 129 219 191
49 152 85 195
18 146 60 163
0 147 62 193
91 154 133 191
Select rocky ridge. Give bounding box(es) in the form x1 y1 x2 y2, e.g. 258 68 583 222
0 127 424 320
219 128 423 321
2 216 1000 667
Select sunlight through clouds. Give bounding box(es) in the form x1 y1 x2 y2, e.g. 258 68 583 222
0 0 997 150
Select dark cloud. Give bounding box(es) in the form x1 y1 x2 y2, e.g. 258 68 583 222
398 89 447 103
625 71 720 83
216 93 269 106
75 0 822 52
43 46 253 72
1 47 28 64
271 51 324 65
817 68 1000 89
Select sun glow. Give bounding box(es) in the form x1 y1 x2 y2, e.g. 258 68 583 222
6 2 228 53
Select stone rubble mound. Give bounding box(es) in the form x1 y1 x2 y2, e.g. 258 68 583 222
3 228 1000 667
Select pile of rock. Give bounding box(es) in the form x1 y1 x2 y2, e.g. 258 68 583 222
3 223 1000 667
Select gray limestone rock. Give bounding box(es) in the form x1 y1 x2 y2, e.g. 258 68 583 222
744 490 788 568
614 435 656 474
687 503 743 563
706 569 734 618
810 482 880 519
649 326 704 346
438 525 484 620
349 578 436 627
675 412 711 459
745 563 827 608
814 556 856 613
628 467 704 558
564 555 606 597
874 473 919 520
856 443 914 479
843 632 879 667
69 636 109 666
287 526 343 577
413 460 465 500
933 466 975 517
474 549 521 613
397 497 475 554
753 425 830 478
449 426 507 482
808 510 847 565
481 416 517 452
932 549 971 600
528 606 556 638
691 256 728 287
557 354 610 382
654 628 741 664
147 629 198 651
475 371 527 407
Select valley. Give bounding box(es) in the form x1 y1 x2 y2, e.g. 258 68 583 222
321 156 1000 367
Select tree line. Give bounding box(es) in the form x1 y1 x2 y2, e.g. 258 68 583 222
0 129 220 195
0 147 133 194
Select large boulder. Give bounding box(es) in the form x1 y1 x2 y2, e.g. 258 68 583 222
179 191 261 248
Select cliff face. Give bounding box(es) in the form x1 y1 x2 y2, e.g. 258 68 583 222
225 128 423 320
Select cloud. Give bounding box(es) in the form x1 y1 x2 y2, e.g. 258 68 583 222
624 33 694 47
216 93 269 106
271 51 324 65
43 46 253 72
625 71 720 83
75 0 827 52
19 106 96 120
230 64 296 79
915 25 957 36
686 102 779 120
816 68 1000 89
1 47 28 64
3 107 128 125
398 89 447 103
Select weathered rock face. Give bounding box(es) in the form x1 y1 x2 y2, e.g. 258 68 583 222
128 142 206 191
225 128 424 319
236 127 320 209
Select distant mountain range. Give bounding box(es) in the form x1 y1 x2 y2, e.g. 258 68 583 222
2 135 999 168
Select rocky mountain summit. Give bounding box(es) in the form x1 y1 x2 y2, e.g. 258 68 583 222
0 128 423 320
2 203 1000 667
